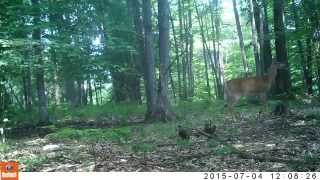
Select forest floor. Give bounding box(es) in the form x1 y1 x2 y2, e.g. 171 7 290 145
1 99 320 172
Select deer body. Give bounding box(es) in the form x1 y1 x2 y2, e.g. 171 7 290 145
224 62 282 108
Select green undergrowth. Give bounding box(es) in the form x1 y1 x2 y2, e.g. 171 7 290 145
47 127 132 143
47 121 178 144
4 98 320 172
52 103 146 121
131 143 156 155
47 100 276 143
19 155 48 172
174 100 226 125
0 143 10 154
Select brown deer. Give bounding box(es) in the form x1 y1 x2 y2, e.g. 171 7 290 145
224 61 286 109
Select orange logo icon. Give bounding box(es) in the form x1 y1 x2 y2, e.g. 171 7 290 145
0 162 19 180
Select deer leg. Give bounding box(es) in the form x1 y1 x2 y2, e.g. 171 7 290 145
224 95 234 119
227 95 241 121
258 93 268 120
234 96 243 121
260 93 267 104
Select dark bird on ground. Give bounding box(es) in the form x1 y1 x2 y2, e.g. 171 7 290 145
177 125 190 140
204 121 216 135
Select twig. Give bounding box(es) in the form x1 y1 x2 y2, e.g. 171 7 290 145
61 155 82 164
194 129 215 138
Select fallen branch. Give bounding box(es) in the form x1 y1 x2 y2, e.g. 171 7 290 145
194 129 215 139
60 155 82 164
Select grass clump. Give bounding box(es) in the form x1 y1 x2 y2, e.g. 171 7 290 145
213 145 235 156
143 122 177 139
47 127 131 143
19 156 48 172
60 103 145 120
0 143 10 154
131 143 156 155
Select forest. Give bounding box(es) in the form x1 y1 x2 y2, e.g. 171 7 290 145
0 0 320 172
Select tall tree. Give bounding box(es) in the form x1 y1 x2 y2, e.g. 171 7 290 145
187 0 194 97
142 0 157 119
23 43 33 116
157 0 173 120
248 0 261 75
194 1 212 99
273 0 291 94
232 0 249 74
303 0 320 94
210 0 224 98
48 0 61 105
142 0 174 121
127 0 143 103
260 0 273 73
291 0 313 95
178 0 188 100
32 0 49 124
169 9 182 100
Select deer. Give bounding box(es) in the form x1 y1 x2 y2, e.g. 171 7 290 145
224 61 286 117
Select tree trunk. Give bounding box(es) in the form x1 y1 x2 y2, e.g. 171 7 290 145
129 73 142 103
132 0 145 104
8 83 24 110
169 9 182 100
248 0 261 75
317 60 320 95
259 0 273 73
184 2 190 99
142 0 157 119
157 0 174 121
0 81 4 120
187 1 194 97
211 0 224 99
99 81 103 104
48 0 61 106
52 49 61 105
65 77 77 107
32 0 49 124
88 77 93 105
0 80 11 119
253 0 266 74
302 0 319 94
94 81 99 105
210 0 220 98
252 0 261 45
169 69 177 102
23 46 33 114
111 70 126 102
232 0 248 74
292 0 313 95
77 79 84 105
273 0 291 94
83 80 88 105
127 0 143 104
158 0 170 106
132 1 145 80
195 1 211 99
203 6 219 98
305 38 313 94
178 0 187 100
